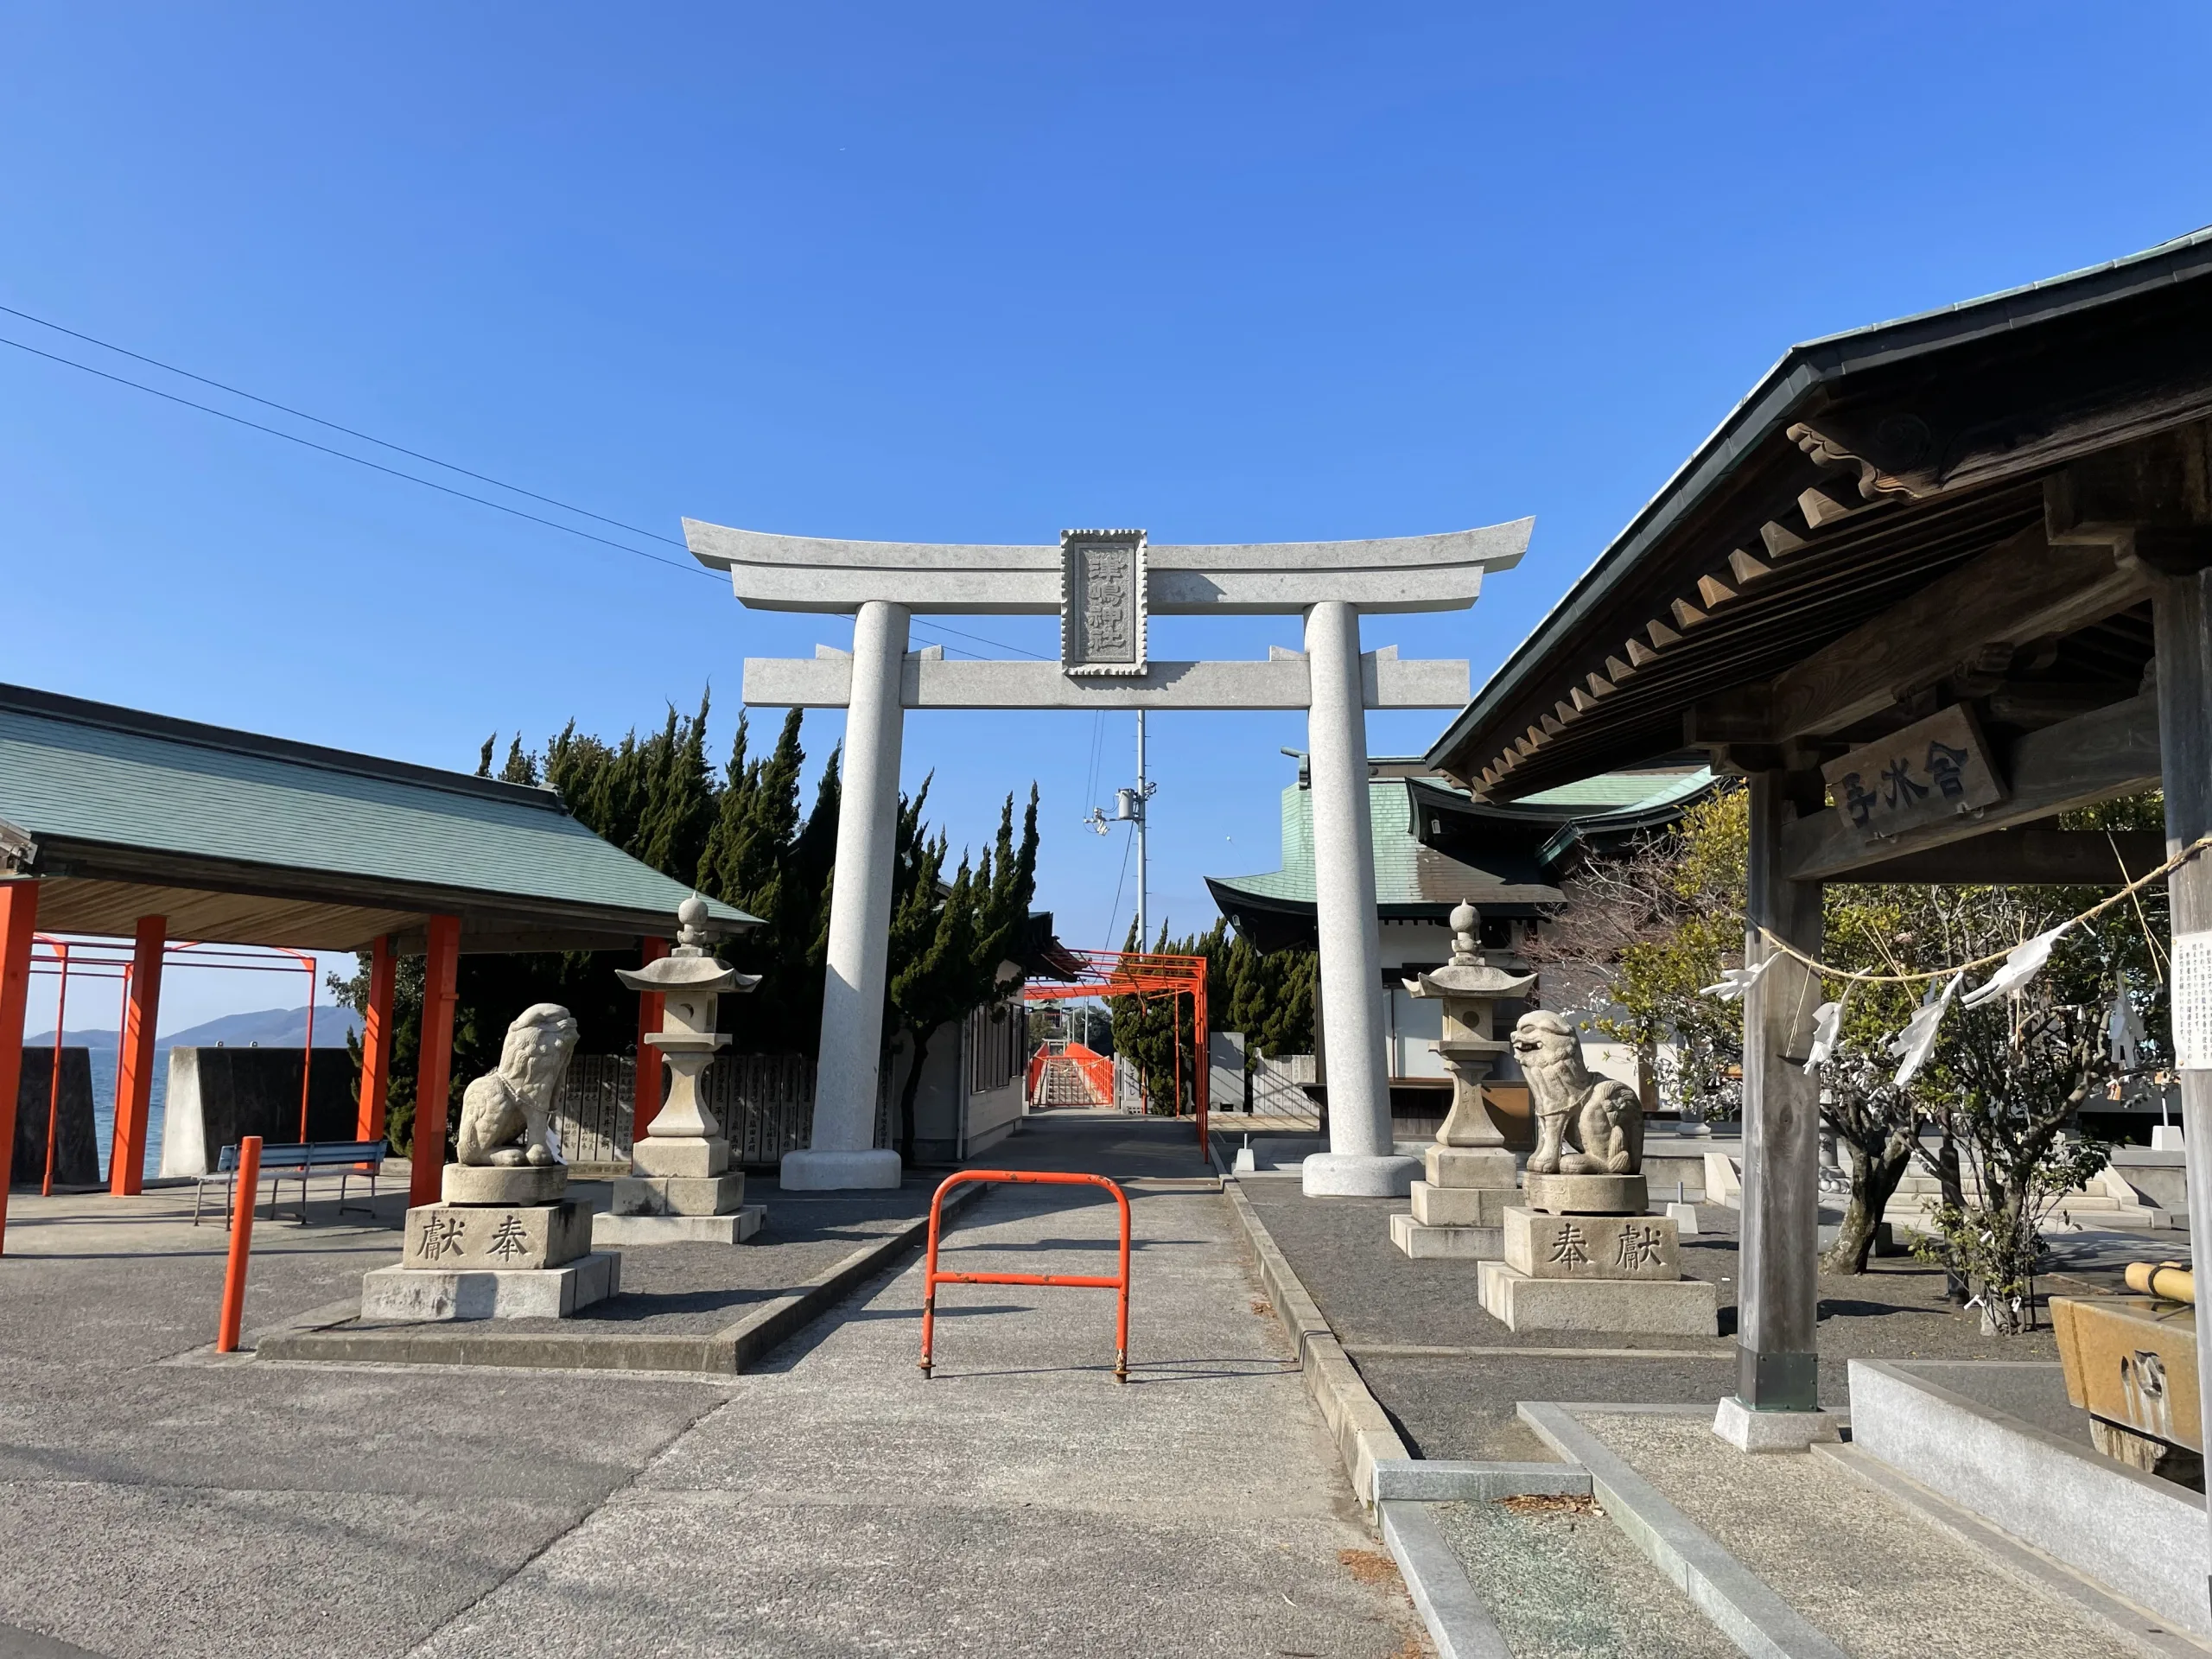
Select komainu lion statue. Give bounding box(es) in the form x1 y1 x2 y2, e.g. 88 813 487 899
455 1003 580 1167
1512 1010 1643 1176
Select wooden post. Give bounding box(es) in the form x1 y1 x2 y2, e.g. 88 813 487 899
0 880 41 1255
1734 772 1825 1412
354 935 397 1144
407 916 461 1209
633 936 668 1138
2151 571 2212 1610
109 915 167 1197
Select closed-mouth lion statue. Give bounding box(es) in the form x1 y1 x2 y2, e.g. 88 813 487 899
455 1002 580 1167
1511 1009 1643 1176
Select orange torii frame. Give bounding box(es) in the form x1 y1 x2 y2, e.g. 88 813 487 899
1021 947 1209 1147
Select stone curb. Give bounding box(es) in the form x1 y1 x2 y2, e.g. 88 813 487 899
1220 1177 1410 1507
1378 1500 1514 1659
1518 1402 1848 1659
254 1183 984 1375
1371 1458 1594 1503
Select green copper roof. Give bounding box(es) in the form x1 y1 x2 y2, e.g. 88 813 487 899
0 683 754 943
1207 766 1713 921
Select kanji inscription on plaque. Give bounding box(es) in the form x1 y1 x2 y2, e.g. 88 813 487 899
1822 703 2007 842
1059 529 1147 677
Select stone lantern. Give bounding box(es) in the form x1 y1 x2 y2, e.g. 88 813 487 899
594 894 766 1246
1389 900 1535 1260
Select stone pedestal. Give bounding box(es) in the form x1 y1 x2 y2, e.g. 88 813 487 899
1479 1204 1718 1335
363 1252 620 1320
1392 1144 1519 1259
1525 1171 1647 1216
367 1159 620 1322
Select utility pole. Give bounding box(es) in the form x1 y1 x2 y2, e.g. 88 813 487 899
1135 710 1147 948
1086 711 1158 947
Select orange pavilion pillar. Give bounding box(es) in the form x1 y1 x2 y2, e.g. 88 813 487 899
633 936 668 1136
407 916 461 1208
354 935 397 1143
109 914 166 1196
0 880 41 1254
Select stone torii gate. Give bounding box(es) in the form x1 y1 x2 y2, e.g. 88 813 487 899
684 518 1531 1194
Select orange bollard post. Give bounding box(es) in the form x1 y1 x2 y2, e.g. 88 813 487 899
216 1135 263 1353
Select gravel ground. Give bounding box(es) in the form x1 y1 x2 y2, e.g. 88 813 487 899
1242 1181 2152 1456
1580 1411 2145 1659
1434 1494 1739 1659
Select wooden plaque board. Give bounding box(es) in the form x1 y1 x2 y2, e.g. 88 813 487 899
1821 703 2008 842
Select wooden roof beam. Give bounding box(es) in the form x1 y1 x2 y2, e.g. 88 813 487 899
1769 520 2152 740
1726 548 1774 586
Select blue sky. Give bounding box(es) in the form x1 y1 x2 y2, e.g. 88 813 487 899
6 2 2210 1033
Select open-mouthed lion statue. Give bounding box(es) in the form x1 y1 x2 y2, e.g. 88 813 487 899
455 1003 580 1167
1512 1009 1643 1176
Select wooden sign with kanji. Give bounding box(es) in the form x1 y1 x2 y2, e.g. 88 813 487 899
1821 703 2008 842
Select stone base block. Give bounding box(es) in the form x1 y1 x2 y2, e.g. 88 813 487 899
1664 1199 1700 1236
1713 1395 1841 1452
1524 1172 1647 1214
1410 1180 1514 1229
1477 1260 1718 1336
780 1147 903 1190
1503 1207 1679 1280
1423 1146 1518 1190
611 1173 746 1216
594 1205 765 1247
441 1163 569 1206
1301 1152 1420 1198
630 1136 730 1179
1389 1211 1503 1260
360 1251 620 1322
402 1198 594 1271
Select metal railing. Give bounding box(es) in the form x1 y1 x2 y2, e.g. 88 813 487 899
549 1052 818 1166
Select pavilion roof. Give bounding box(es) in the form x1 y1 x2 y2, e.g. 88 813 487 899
1428 226 2212 798
1206 763 1712 949
0 683 757 953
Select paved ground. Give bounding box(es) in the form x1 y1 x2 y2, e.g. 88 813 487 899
0 1116 1424 1657
1240 1175 2154 1460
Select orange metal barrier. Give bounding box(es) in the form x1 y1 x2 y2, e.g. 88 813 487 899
918 1169 1130 1383
215 1135 262 1353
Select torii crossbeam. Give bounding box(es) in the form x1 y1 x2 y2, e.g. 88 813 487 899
686 518 1531 1196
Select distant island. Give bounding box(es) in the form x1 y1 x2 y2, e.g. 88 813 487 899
27 1004 365 1052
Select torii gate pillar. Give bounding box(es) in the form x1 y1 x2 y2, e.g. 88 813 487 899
1300 600 1408 1194
688 518 1530 1194
787 599 911 1189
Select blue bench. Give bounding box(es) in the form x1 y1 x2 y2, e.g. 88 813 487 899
193 1140 388 1227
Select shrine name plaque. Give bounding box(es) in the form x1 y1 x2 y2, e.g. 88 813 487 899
1821 703 2008 842
1060 529 1148 677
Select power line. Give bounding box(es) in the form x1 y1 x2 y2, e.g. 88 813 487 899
0 332 709 576
0 300 689 550
0 306 1073 660
911 618 1052 662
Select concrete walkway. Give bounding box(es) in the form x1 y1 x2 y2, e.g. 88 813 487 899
412 1117 1421 1656
0 1116 1422 1656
